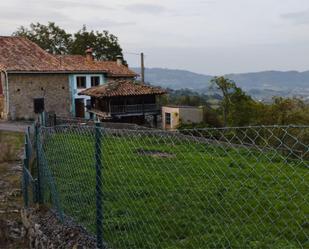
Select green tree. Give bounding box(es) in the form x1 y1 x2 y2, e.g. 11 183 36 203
210 76 237 126
13 23 123 60
210 76 260 126
228 87 258 126
13 22 72 54
265 97 309 125
70 25 123 60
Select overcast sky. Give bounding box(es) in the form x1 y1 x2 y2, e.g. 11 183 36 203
1 0 309 75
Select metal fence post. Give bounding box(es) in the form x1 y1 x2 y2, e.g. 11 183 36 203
38 113 42 126
95 122 103 249
53 113 57 127
35 124 43 204
23 136 29 207
42 112 46 127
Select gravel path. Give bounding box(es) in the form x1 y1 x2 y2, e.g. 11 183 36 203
0 121 31 132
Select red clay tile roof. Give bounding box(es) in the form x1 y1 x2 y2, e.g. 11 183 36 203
56 55 137 77
79 79 167 98
0 36 137 77
0 36 65 72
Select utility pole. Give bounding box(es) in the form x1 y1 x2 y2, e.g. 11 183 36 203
141 52 145 83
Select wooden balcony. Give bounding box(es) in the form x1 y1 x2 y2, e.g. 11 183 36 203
110 103 160 115
88 102 161 119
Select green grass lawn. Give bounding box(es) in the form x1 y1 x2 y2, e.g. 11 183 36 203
41 130 308 249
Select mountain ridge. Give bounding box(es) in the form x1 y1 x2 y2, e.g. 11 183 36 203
132 67 309 99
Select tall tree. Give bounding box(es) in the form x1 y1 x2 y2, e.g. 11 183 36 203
210 76 236 126
70 25 123 60
228 87 257 126
13 22 72 54
210 76 259 126
13 23 123 60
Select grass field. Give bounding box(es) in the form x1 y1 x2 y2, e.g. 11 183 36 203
41 129 308 249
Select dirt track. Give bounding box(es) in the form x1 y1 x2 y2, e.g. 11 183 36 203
0 131 28 248
0 121 30 133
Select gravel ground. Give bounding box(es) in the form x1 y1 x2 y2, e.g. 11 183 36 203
0 121 31 132
0 160 28 248
28 208 97 248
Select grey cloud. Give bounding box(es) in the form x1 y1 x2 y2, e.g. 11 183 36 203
281 10 309 25
0 7 72 24
86 19 136 29
124 3 166 15
48 0 114 10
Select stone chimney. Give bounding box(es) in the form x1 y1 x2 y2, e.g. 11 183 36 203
85 48 94 62
116 55 123 66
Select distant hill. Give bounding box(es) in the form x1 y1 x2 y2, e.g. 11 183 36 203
226 71 309 90
132 68 309 100
132 68 213 90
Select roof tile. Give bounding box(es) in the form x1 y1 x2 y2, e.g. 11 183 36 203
0 36 137 77
79 79 167 97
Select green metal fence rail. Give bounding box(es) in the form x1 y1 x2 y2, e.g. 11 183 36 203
23 115 309 249
22 124 39 207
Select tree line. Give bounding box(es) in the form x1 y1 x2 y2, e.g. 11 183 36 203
166 77 309 128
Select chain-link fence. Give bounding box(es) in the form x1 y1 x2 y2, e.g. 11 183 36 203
45 113 153 130
27 123 307 249
22 124 40 208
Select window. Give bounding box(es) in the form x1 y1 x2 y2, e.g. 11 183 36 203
76 76 86 89
91 76 100 87
34 98 44 113
165 112 171 125
86 99 92 109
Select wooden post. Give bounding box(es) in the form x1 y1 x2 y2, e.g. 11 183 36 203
141 52 145 83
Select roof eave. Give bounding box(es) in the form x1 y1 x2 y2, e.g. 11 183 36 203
107 74 137 78
79 92 167 98
7 70 110 74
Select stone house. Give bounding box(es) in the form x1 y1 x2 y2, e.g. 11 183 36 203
0 36 136 120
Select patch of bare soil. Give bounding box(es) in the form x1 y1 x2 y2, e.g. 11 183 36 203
136 148 175 158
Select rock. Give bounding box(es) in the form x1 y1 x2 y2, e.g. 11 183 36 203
10 188 22 197
21 208 96 248
9 209 20 213
21 209 31 229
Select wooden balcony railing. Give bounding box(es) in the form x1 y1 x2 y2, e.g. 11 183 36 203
110 104 160 114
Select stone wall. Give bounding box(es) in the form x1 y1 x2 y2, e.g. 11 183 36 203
8 73 72 120
0 72 6 119
0 95 4 119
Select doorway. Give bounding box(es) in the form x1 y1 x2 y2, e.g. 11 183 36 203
75 99 85 118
